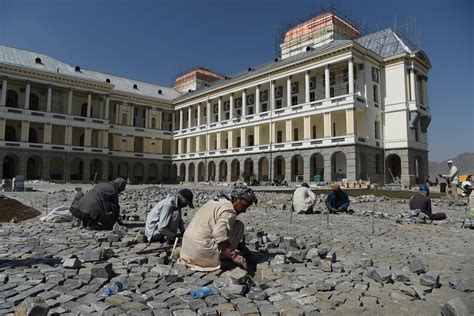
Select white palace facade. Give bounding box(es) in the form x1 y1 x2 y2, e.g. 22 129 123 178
0 13 431 186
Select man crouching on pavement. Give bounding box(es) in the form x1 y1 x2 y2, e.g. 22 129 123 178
145 189 194 244
178 184 258 272
325 183 351 214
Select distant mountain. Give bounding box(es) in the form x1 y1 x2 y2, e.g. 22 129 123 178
429 152 474 179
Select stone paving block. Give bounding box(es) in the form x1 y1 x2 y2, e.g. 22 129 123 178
440 297 470 316
14 297 49 316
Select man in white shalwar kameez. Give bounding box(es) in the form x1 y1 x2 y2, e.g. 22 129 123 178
178 185 258 271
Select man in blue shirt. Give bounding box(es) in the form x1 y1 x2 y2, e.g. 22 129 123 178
325 183 350 214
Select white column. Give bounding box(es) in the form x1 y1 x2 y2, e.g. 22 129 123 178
325 65 330 99
188 106 192 128
422 77 429 106
255 85 260 114
145 107 149 128
348 58 354 94
242 89 247 117
229 93 234 120
67 88 73 114
47 85 53 112
104 96 110 120
172 111 176 131
206 100 211 125
99 98 104 119
305 70 310 103
24 81 31 109
197 103 201 126
87 93 92 117
179 109 183 130
410 67 416 102
217 97 222 122
129 104 134 126
1 79 7 106
270 80 275 111
286 76 292 107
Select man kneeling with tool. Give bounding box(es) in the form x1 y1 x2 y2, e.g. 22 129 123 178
409 185 447 221
145 189 194 243
178 184 258 271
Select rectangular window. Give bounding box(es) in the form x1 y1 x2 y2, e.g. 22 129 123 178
261 103 267 112
343 69 348 82
310 92 316 102
236 110 241 116
225 113 230 120
237 137 241 147
291 96 298 106
276 99 282 109
277 131 283 143
373 84 379 104
293 128 299 141
375 121 380 139
415 122 419 142
312 126 317 139
248 107 254 115
248 135 254 146
330 71 336 85
225 139 228 149
332 122 336 137
330 87 335 98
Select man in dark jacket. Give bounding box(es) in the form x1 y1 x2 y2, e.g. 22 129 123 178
325 183 351 214
409 185 446 220
70 178 126 230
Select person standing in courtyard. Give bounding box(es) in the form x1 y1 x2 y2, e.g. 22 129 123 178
70 177 126 230
325 183 351 214
145 189 194 243
439 160 459 205
292 183 317 214
178 184 258 271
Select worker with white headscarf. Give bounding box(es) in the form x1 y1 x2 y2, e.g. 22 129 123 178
439 160 459 205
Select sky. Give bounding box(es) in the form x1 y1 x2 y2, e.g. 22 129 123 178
0 0 472 161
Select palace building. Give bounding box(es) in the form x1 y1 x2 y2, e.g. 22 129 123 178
0 12 431 186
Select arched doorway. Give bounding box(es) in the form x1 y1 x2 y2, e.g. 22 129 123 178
179 163 186 182
188 163 195 182
310 153 324 182
273 156 286 181
171 164 178 182
291 155 304 182
6 90 18 108
161 164 169 183
28 128 38 143
70 158 84 181
208 161 216 181
331 152 347 181
108 161 114 181
243 158 254 182
90 159 103 181
198 162 205 182
133 163 144 183
357 152 368 180
118 161 129 179
258 157 269 182
231 159 240 182
49 157 64 180
148 163 158 183
385 154 401 184
26 156 42 180
30 93 39 111
2 155 19 179
5 126 17 141
219 161 227 182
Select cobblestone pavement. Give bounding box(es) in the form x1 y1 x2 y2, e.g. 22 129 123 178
1 184 473 315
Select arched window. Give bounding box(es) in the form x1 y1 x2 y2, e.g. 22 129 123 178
80 103 87 117
30 93 39 111
151 117 156 129
6 90 18 108
28 128 38 143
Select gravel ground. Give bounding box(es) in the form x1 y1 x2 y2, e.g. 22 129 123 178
0 183 473 315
